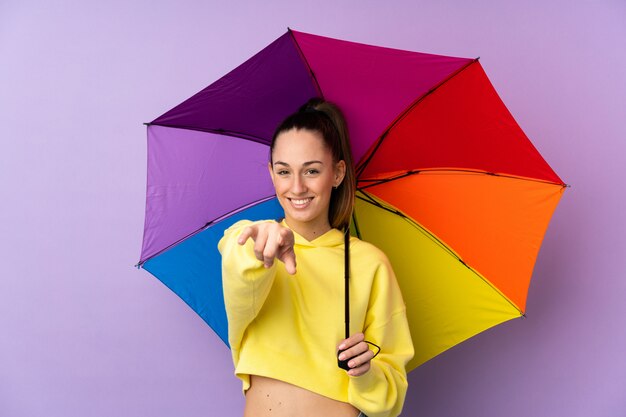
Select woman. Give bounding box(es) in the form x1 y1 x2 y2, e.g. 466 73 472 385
218 98 414 417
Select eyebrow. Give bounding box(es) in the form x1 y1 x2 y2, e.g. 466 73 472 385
273 160 324 167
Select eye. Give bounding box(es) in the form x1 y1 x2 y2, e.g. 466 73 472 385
305 168 320 175
276 169 290 176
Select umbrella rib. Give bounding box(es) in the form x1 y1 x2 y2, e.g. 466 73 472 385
288 28 324 98
136 195 277 267
356 58 480 178
356 190 524 316
146 122 271 147
358 168 568 189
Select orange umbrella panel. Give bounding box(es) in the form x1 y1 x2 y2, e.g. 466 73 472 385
363 171 566 313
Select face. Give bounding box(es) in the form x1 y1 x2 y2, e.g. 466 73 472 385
269 128 346 239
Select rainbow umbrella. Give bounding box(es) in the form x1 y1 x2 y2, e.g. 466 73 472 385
137 29 566 371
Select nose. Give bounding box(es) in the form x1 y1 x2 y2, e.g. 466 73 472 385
292 174 307 194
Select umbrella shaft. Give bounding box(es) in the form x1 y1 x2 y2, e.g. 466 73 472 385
344 228 350 338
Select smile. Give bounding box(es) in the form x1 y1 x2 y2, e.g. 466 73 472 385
288 197 313 207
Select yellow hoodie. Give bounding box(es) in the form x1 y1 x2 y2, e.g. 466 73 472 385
218 219 414 417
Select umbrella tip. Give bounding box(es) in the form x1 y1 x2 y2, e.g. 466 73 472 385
143 122 151 126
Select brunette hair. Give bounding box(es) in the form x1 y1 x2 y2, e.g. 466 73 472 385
270 98 356 230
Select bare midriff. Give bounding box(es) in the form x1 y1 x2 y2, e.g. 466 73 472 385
243 375 360 417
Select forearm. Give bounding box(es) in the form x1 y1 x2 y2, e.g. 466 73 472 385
219 220 278 347
347 306 413 417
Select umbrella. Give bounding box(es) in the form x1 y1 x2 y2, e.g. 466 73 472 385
137 29 566 372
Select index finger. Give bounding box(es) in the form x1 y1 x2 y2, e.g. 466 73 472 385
283 249 297 275
337 332 365 350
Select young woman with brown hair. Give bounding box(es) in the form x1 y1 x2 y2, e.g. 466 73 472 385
218 98 413 417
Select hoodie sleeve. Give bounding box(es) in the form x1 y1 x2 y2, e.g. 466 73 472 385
347 255 414 417
218 220 278 357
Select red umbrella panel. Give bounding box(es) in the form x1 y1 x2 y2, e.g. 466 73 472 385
138 29 567 371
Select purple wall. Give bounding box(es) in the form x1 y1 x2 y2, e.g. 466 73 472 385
2 1 624 416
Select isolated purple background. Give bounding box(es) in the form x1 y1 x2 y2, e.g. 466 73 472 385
1 1 624 416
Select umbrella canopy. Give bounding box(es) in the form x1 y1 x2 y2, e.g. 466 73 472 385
138 29 566 372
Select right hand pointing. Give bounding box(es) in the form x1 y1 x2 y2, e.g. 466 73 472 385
237 222 297 275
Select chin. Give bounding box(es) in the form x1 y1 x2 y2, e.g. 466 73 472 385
283 210 321 227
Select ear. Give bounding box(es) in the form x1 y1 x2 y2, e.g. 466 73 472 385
334 160 346 187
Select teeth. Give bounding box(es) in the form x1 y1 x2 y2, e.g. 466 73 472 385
291 198 312 205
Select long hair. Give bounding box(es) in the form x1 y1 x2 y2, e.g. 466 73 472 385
270 98 356 230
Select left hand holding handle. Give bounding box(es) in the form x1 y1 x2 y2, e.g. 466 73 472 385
337 333 376 377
